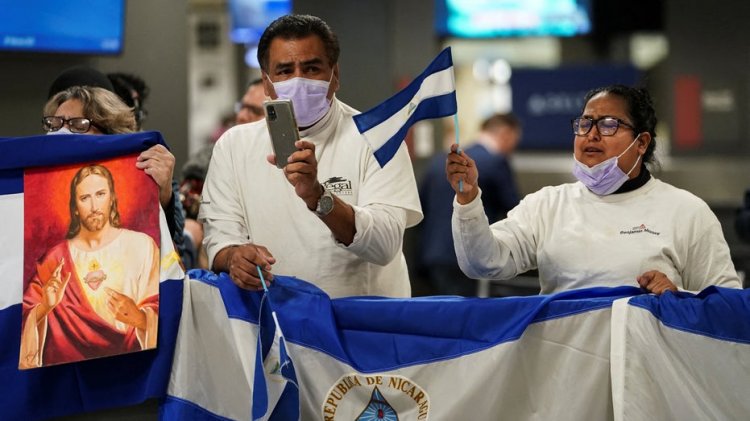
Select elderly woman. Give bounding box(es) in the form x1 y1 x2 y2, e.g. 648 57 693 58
447 84 741 295
42 85 188 266
43 86 137 134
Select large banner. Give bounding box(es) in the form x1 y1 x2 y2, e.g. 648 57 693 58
3 133 750 420
0 132 184 420
164 272 750 421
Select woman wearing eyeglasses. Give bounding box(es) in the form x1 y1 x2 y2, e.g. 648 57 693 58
446 84 741 295
42 86 182 255
43 86 136 135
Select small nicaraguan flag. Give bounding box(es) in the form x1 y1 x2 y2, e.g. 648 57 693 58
353 46 457 167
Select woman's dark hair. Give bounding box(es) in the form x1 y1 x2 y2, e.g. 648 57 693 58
257 14 340 72
582 84 658 165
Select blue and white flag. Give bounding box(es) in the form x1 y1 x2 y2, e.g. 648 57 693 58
353 47 457 167
162 271 300 421
0 132 184 420
611 287 750 420
165 273 750 421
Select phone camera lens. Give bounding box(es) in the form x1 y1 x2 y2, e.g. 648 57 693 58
267 106 277 121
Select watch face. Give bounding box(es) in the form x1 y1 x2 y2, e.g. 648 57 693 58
320 194 334 212
317 190 334 216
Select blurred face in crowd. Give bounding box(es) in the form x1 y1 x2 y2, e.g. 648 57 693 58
573 92 649 179
235 83 266 124
496 126 520 155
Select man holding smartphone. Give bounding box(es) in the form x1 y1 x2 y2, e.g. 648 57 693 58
199 14 423 298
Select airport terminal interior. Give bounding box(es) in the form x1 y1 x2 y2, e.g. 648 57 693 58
1 0 749 417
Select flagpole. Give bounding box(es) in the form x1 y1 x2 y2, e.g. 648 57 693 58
454 113 463 193
257 265 269 292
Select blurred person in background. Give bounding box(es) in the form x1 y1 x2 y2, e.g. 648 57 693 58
418 113 521 296
447 85 741 295
178 80 267 269
107 72 150 131
234 78 265 125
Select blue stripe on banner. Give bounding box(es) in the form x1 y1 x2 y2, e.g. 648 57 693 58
372 91 457 167
352 47 454 133
0 168 23 195
629 286 750 343
252 323 271 420
268 337 300 420
269 382 300 421
0 278 183 420
278 337 298 385
188 269 263 324
160 396 236 421
268 276 641 372
0 131 168 171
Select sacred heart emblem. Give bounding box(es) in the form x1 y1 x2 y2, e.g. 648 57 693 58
84 269 107 291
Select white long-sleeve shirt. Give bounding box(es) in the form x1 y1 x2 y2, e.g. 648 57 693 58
200 97 422 298
453 177 741 294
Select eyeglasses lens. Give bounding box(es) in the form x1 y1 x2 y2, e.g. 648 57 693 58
43 116 63 132
68 118 91 133
573 118 591 135
597 118 619 135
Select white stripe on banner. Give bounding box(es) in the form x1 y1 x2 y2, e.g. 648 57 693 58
292 308 614 420
0 192 23 310
611 299 750 420
165 274 750 421
363 67 455 151
165 277 260 420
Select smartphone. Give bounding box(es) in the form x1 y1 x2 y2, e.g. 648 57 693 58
264 99 300 168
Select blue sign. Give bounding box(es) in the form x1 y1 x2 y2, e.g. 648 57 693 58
511 66 640 150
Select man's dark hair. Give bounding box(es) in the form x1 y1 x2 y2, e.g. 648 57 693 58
257 14 340 72
67 165 121 239
108 72 150 129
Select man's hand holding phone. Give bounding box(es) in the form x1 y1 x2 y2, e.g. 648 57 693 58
269 140 322 209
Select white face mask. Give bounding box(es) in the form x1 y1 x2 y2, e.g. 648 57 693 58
572 134 641 195
268 72 334 127
46 127 74 135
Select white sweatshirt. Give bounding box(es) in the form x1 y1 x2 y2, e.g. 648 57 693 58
453 177 741 294
200 97 422 298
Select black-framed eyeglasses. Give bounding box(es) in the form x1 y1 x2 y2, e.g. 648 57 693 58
42 116 102 134
571 116 636 136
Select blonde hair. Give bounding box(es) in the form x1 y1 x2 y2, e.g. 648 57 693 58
43 86 137 134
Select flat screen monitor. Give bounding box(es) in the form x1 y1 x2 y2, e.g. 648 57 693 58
229 0 292 45
0 0 125 55
436 0 592 38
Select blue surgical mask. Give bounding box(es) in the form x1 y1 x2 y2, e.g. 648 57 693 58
572 135 641 195
268 73 334 127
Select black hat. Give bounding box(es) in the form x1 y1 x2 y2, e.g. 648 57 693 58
47 66 115 99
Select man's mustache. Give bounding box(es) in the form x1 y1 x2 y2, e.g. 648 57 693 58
85 211 105 220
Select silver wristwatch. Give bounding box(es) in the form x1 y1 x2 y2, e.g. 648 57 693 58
314 186 335 217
